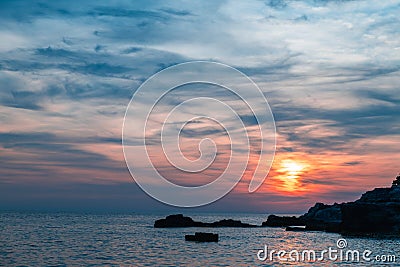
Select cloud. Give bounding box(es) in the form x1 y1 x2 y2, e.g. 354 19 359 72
0 0 399 211
342 161 363 166
0 132 124 177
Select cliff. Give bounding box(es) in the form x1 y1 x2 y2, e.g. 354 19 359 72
262 184 400 235
341 186 400 234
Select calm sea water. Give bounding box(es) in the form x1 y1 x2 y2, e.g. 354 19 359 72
1 212 399 266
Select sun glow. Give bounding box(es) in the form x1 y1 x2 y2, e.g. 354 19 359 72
280 160 305 179
272 159 309 192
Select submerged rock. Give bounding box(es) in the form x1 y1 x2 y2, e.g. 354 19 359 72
185 232 219 242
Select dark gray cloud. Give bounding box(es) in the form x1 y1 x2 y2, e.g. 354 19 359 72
270 85 400 153
0 132 124 174
87 7 167 20
266 0 288 9
180 127 226 138
342 161 363 166
160 8 193 17
0 132 121 146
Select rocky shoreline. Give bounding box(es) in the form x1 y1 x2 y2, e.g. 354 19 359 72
262 184 400 235
154 177 400 236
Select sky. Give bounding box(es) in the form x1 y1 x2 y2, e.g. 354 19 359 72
0 0 399 213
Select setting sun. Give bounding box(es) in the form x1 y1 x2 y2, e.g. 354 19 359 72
280 159 305 179
269 159 310 193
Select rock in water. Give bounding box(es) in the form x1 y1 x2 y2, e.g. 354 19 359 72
185 232 219 242
285 226 307 232
156 178 400 235
261 204 341 231
210 219 255 228
154 214 257 228
265 183 400 235
262 215 304 227
300 202 342 232
154 214 199 228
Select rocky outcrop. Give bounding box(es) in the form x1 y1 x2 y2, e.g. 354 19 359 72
154 214 202 228
340 186 400 235
261 215 304 227
261 203 341 231
357 186 400 203
154 214 257 228
155 179 400 235
341 202 400 234
300 203 341 232
262 184 400 235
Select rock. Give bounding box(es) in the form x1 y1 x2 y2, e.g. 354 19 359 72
357 186 400 203
285 226 307 232
154 214 201 228
185 232 219 242
156 178 400 235
210 219 256 228
341 188 400 235
262 203 341 232
262 215 304 227
154 214 257 228
279 182 400 235
391 174 400 186
341 203 400 234
300 203 342 232
300 203 341 221
305 221 341 232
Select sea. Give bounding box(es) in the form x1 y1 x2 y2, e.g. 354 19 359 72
1 212 399 266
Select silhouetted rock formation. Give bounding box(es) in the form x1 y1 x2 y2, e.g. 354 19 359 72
358 186 400 203
340 186 400 235
154 214 257 228
263 177 400 235
154 214 201 228
300 203 341 232
155 175 400 235
209 219 256 227
285 226 307 232
261 203 341 232
262 215 304 227
392 173 400 186
185 232 219 242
